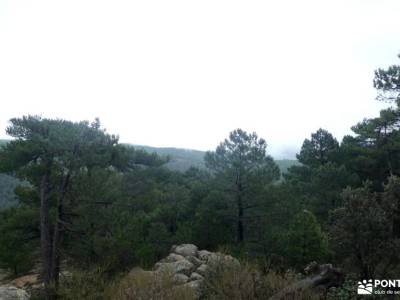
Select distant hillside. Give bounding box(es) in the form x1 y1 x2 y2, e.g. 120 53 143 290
0 140 19 208
275 159 301 174
132 144 299 174
132 145 206 171
0 174 18 209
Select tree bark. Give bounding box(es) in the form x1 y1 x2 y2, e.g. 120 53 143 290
51 173 70 287
50 211 62 288
237 197 244 243
40 172 53 299
237 180 244 243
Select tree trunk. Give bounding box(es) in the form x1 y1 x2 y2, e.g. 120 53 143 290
237 199 244 243
40 173 53 299
235 165 245 243
50 207 62 287
237 181 244 243
51 173 70 287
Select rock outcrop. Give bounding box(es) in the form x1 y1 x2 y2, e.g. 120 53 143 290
129 244 240 298
0 273 42 299
10 274 40 290
0 285 30 300
268 262 344 300
0 269 10 283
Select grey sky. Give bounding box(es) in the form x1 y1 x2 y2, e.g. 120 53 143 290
0 0 399 158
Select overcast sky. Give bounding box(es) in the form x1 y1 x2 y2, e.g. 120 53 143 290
0 0 399 158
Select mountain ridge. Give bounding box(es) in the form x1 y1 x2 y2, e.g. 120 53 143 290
1 139 298 172
129 144 299 173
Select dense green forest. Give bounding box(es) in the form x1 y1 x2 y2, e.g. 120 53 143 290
0 141 297 209
1 56 400 299
1 139 297 172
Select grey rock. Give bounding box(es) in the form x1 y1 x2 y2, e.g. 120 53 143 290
203 252 219 264
196 264 208 276
183 280 203 296
187 256 203 267
206 253 240 269
190 272 204 281
160 253 185 263
128 244 242 300
173 244 198 257
198 250 212 261
0 285 30 300
155 259 195 276
173 274 189 284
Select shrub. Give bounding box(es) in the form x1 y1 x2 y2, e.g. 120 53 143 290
286 210 329 268
202 260 319 300
326 278 357 300
56 267 110 300
105 269 196 300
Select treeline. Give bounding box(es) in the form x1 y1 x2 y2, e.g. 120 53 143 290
1 56 400 299
129 144 298 173
0 140 296 205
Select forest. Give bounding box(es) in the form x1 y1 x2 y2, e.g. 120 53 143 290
1 56 400 299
